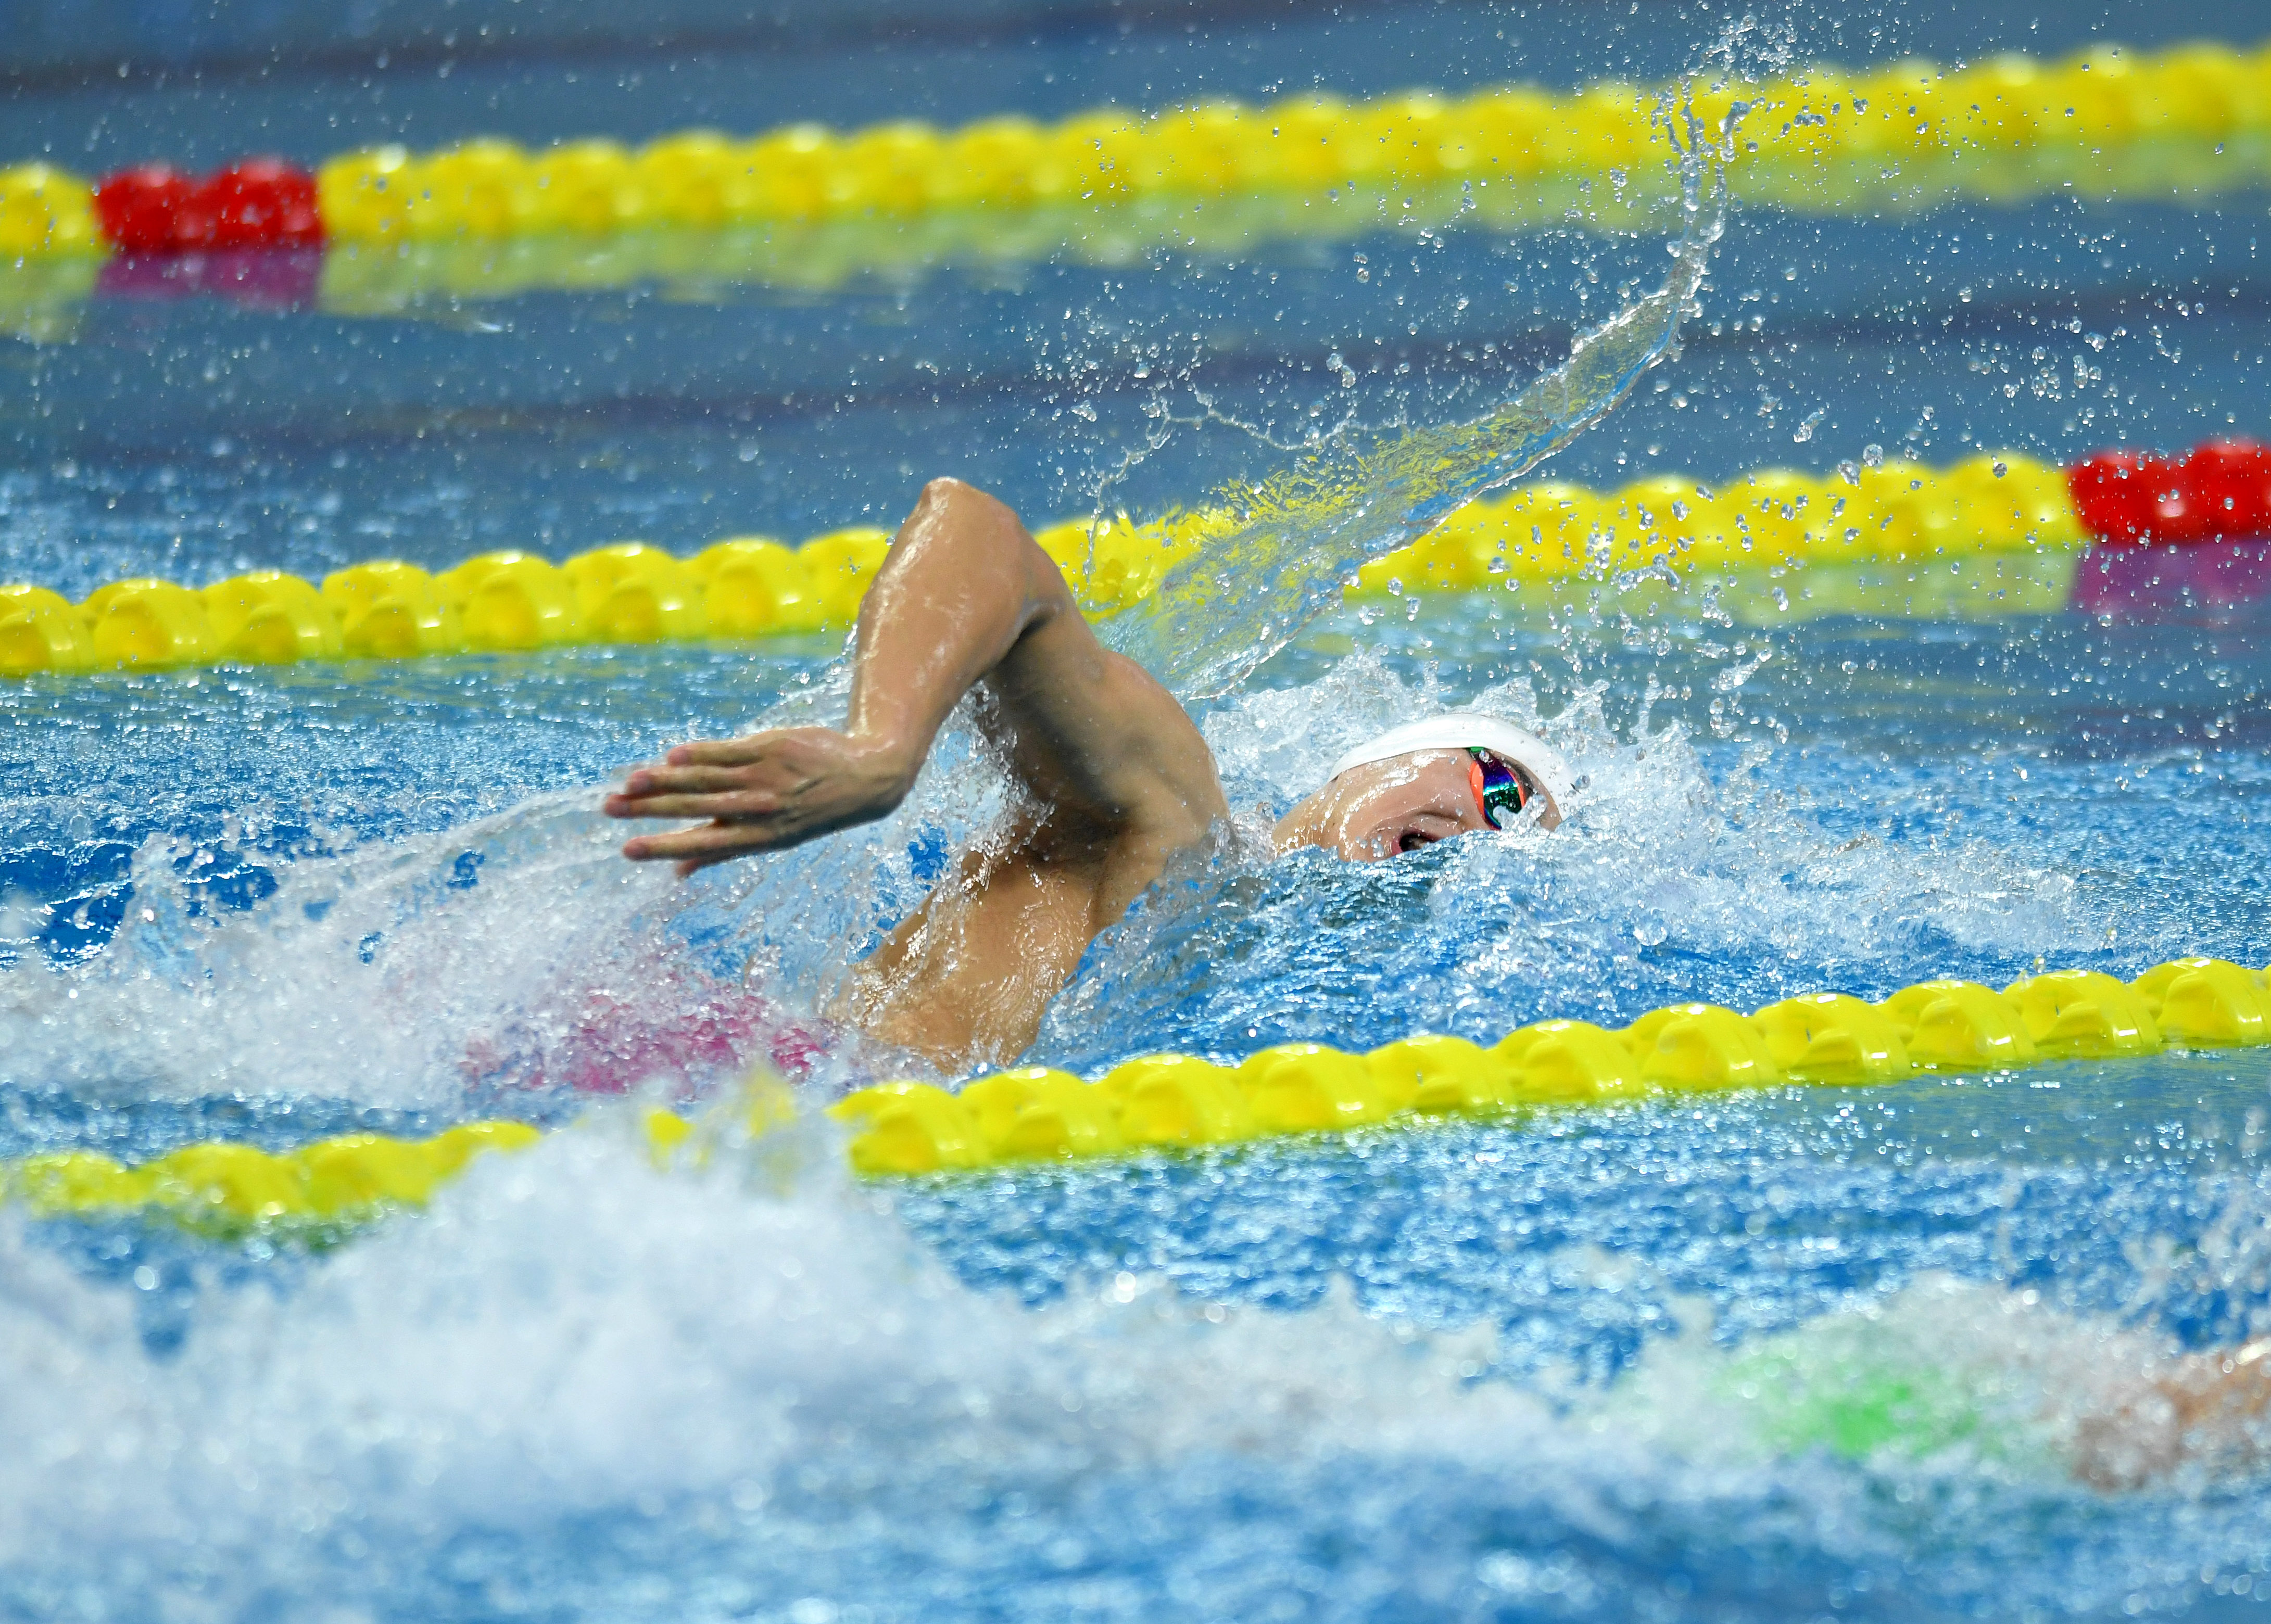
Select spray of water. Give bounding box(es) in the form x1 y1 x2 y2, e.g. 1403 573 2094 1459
1102 114 1725 699
0 59 1744 1109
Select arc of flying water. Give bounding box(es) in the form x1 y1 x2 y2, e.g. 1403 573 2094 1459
1099 109 1729 701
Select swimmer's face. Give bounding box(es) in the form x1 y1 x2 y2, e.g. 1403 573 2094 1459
1271 748 1560 862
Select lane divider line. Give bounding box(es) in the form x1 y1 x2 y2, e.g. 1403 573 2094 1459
0 41 2263 316
5 956 2262 1231
9 442 2269 680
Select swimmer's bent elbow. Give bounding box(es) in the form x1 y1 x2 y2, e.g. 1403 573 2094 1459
893 477 1072 619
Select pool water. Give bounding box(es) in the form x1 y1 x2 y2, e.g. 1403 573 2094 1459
8 2 2271 1619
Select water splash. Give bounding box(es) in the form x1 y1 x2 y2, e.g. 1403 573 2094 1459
1030 654 2109 1072
1103 125 1725 699
12 1118 2262 1623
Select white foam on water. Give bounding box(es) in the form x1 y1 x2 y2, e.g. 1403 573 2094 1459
0 790 690 1109
0 1117 1843 1607
0 702 1018 1108
1203 650 2095 966
1036 652 2107 1060
1601 1273 2121 1471
0 634 2106 1118
9 1112 2271 1619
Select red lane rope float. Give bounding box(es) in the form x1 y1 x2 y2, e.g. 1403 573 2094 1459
2068 441 2271 547
92 160 324 255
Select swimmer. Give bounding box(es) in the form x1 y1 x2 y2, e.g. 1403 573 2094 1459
604 478 1570 1064
2073 1336 2271 1490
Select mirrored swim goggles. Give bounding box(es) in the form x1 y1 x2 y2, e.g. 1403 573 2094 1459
1467 748 1536 830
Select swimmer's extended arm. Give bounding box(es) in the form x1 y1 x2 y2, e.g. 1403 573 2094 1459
605 478 1225 877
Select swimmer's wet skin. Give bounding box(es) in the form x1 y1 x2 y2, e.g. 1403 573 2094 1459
603 477 1571 1065
2068 1337 2271 1490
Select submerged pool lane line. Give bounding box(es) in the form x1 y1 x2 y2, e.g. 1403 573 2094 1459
6 954 2263 1235
5 438 2268 677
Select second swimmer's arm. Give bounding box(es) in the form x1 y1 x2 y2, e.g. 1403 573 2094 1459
604 478 1221 873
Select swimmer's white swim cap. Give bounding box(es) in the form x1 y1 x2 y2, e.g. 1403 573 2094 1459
1328 713 1576 826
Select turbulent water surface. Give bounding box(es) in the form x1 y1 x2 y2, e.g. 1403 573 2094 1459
7 1 2271 1619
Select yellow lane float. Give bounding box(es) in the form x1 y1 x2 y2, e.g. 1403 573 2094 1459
0 40 2264 324
826 957 2270 1175
10 39 2267 265
0 451 2087 680
4 958 2262 1235
0 1121 539 1238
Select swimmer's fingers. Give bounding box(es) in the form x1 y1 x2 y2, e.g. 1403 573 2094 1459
609 757 826 806
664 737 769 765
664 731 834 768
604 790 784 821
617 764 780 798
607 728 912 872
621 820 787 867
610 730 890 809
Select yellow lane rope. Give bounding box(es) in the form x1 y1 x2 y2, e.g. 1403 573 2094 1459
6 956 2262 1232
0 1121 539 1240
0 450 2084 679
0 41 2260 324
828 957 2270 1174
1 43 2262 260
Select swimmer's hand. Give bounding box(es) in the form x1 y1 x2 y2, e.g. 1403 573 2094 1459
603 728 914 876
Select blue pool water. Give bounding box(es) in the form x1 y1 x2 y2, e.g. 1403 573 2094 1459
8 2 2271 1619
